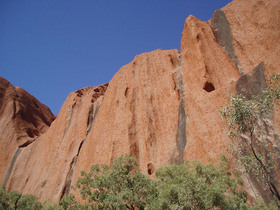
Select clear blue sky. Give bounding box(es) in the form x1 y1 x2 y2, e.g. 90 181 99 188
0 0 232 115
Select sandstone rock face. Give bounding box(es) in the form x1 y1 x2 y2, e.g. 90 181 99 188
5 84 108 202
180 14 240 164
4 50 181 203
221 0 280 76
0 76 56 186
72 49 182 189
2 0 280 204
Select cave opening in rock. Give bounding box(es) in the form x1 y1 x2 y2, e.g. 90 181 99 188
203 81 215 92
147 163 154 175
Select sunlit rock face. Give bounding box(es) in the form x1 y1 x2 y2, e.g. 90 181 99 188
1 0 280 204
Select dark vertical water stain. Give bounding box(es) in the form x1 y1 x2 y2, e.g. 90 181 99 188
63 108 74 138
176 63 187 164
3 148 21 187
60 102 101 200
171 56 187 164
176 99 187 164
211 9 243 75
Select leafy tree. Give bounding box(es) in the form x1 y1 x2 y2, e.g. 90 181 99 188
150 155 248 210
220 74 280 207
71 155 252 210
59 194 82 210
0 188 21 209
0 188 43 210
74 155 158 209
16 194 43 210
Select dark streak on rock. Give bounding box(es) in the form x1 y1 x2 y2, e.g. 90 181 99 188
128 64 140 161
63 108 73 138
86 104 94 135
92 104 100 125
3 148 21 187
211 9 242 74
60 156 77 200
172 57 187 164
236 62 266 98
236 62 280 203
176 99 187 164
60 101 102 200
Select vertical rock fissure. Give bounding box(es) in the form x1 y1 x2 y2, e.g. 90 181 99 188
210 9 243 75
3 148 22 187
175 55 187 164
60 103 101 200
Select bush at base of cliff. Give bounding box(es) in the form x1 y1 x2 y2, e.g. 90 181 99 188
63 154 252 210
150 155 248 209
0 188 43 210
73 154 158 209
2 155 277 209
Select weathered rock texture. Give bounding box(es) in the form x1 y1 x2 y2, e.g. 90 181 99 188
0 76 56 186
5 84 108 202
1 0 280 205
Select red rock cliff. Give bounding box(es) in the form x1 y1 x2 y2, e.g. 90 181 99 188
0 76 56 186
1 0 280 204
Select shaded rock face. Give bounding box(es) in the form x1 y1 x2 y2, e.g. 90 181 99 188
0 77 56 186
236 62 266 98
2 0 280 204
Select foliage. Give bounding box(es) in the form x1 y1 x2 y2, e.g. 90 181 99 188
150 155 248 210
71 155 250 210
59 194 82 210
74 154 158 209
220 74 280 207
220 74 280 137
0 188 42 210
0 187 21 209
2 154 277 209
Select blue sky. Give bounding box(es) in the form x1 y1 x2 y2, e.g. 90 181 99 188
0 0 232 115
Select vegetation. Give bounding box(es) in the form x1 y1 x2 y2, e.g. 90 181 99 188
67 155 249 209
0 188 44 210
151 155 248 209
220 74 280 208
2 154 278 209
74 155 158 209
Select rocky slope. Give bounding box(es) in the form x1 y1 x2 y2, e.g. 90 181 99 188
1 0 280 204
0 76 56 186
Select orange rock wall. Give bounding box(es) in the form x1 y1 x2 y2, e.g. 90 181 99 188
2 0 280 204
5 85 108 202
